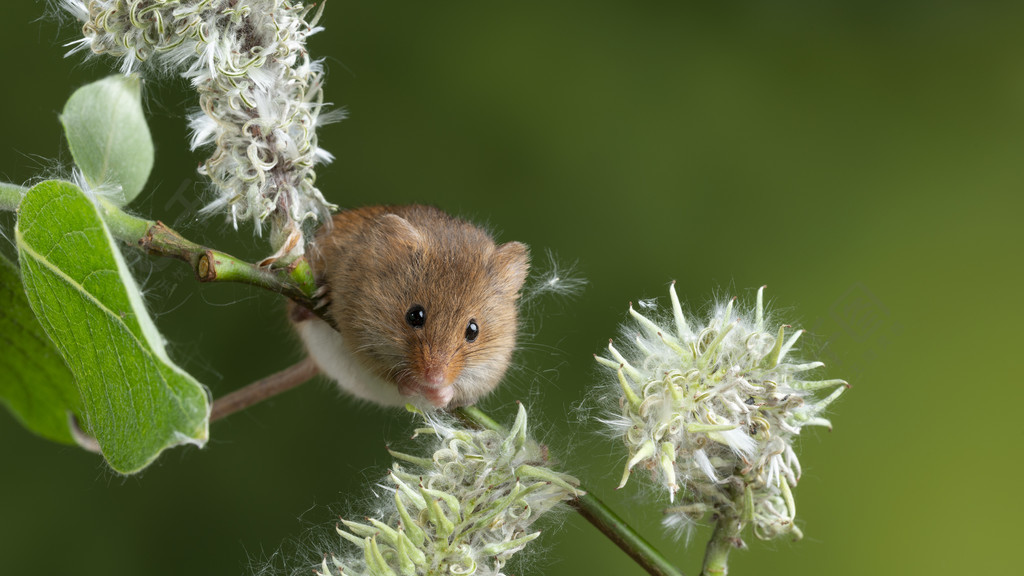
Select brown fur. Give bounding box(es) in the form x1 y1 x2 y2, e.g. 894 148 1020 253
303 205 529 407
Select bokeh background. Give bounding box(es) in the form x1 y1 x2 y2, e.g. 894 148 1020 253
2 1 1022 575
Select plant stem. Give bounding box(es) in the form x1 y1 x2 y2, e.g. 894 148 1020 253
573 491 687 576
0 182 27 211
455 404 503 432
8 184 321 310
455 406 686 576
700 501 743 576
211 356 320 421
95 197 327 322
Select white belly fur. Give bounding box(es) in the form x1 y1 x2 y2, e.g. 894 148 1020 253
294 316 409 407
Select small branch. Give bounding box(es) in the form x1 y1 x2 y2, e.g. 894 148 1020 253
700 490 744 576
95 197 328 323
455 406 685 576
9 181 324 320
0 181 28 211
211 357 320 421
572 492 687 576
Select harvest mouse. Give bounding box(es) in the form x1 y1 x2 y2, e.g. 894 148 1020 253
289 205 530 409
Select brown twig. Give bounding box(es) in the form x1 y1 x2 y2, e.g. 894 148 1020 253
211 357 320 421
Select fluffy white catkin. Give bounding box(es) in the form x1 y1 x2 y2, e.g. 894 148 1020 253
62 0 341 250
323 405 580 576
596 284 848 541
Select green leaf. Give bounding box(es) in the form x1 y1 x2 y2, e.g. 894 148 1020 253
0 253 79 444
0 181 27 212
15 180 209 474
60 75 154 206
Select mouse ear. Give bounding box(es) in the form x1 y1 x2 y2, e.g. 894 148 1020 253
375 213 424 249
491 241 530 294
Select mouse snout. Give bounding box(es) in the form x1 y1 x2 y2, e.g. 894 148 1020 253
423 365 447 387
411 355 461 408
420 352 462 389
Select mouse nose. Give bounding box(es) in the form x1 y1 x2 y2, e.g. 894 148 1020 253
423 366 447 387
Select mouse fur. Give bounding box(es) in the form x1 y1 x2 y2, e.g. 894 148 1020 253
291 205 529 409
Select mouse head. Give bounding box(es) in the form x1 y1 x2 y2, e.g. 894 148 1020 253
334 208 529 408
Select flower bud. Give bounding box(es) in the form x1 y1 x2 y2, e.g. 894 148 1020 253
323 404 580 576
596 284 847 541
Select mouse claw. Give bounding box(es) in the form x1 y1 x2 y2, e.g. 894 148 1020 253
312 285 331 309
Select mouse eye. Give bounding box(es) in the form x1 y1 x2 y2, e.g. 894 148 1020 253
465 319 479 342
406 305 426 328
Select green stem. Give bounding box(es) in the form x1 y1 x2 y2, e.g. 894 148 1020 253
95 197 326 322
455 406 686 576
700 500 743 576
0 182 28 211
573 491 686 576
456 405 503 432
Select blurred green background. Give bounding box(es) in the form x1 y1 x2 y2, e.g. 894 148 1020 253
2 1 1022 575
